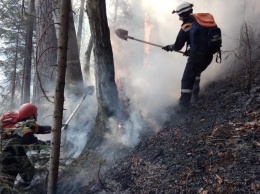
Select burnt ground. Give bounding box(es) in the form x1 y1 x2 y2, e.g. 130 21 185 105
52 60 260 194
75 61 260 194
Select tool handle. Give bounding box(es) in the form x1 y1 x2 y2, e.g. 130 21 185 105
62 85 95 131
127 36 184 54
127 36 162 48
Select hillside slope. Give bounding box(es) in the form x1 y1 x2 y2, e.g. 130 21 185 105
79 61 260 194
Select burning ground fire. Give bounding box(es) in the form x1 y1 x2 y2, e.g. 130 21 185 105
144 12 153 67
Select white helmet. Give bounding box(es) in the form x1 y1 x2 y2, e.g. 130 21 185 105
174 2 193 15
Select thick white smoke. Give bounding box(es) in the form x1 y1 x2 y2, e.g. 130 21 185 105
65 0 260 154
109 0 255 146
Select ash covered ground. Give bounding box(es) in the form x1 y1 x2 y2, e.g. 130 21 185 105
54 61 260 194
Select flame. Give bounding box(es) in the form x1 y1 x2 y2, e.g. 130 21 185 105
144 12 153 67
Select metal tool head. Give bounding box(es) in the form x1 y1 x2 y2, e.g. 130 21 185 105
115 28 128 41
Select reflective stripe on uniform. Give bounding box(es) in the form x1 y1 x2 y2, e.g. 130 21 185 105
181 89 192 93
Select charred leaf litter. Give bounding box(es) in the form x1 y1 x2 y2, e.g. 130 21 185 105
29 62 259 194
59 64 259 193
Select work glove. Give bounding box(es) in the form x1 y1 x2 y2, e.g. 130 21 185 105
162 45 174 52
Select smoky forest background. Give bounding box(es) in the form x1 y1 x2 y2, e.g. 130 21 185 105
0 0 260 193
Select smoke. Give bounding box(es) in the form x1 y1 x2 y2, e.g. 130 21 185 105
52 2 260 191
60 93 97 159
109 0 255 147
64 0 260 156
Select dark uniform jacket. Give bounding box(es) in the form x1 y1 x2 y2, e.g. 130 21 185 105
171 17 193 53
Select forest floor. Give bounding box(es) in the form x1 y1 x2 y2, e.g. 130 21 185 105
75 61 260 194
27 59 260 194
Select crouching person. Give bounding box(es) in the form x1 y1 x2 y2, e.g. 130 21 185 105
0 103 51 192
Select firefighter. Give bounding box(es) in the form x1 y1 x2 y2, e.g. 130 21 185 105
0 103 51 191
18 103 51 144
162 2 214 107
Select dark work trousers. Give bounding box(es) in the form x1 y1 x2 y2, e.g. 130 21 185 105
0 137 35 189
180 52 213 106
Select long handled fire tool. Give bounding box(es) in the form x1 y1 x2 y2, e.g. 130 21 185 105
62 85 95 131
115 28 184 54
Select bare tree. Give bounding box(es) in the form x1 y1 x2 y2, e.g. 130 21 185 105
77 0 85 51
34 0 85 119
83 0 119 149
22 0 35 103
47 0 70 193
34 0 57 111
52 0 84 96
240 22 253 93
10 27 20 110
84 35 93 84
114 0 119 23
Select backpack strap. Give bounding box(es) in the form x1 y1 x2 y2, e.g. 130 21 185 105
181 23 192 31
182 23 192 56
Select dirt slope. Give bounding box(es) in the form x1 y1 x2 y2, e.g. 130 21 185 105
77 61 260 194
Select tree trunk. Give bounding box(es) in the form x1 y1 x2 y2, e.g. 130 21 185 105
114 0 118 23
66 2 84 95
84 35 93 84
34 0 57 118
77 0 85 52
11 27 20 110
52 0 84 97
22 0 35 104
47 0 70 193
84 0 119 150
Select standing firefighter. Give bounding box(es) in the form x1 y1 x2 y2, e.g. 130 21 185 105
0 103 51 192
162 2 221 107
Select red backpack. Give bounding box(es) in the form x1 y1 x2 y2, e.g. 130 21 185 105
0 112 20 139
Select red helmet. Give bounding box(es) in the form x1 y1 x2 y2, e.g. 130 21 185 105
18 103 38 119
